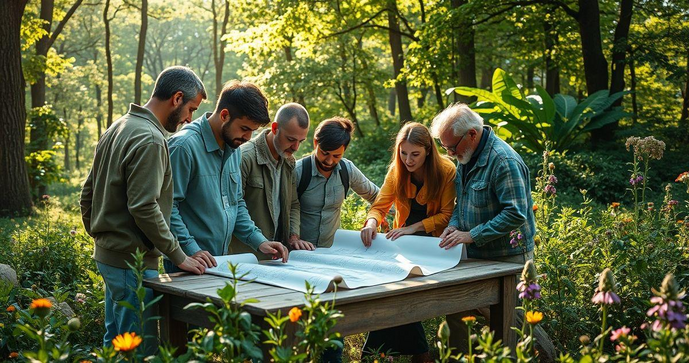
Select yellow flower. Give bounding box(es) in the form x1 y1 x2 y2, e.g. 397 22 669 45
112 332 142 352
461 316 476 323
289 307 302 323
526 311 543 325
30 298 52 318
0 323 4 328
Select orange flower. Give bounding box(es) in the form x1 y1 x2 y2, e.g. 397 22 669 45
112 332 142 352
461 316 476 323
30 298 52 309
6 305 16 312
9 352 19 359
622 218 633 224
526 311 543 324
611 202 620 208
676 171 689 182
532 205 538 211
289 307 302 323
380 353 386 358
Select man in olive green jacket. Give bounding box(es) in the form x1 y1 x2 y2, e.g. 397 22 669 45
229 103 312 259
80 66 206 353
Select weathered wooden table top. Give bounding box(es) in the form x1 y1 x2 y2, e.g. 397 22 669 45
144 259 523 316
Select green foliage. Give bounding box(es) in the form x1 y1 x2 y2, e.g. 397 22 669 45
450 68 632 153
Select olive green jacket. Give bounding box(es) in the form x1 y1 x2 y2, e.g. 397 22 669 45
229 130 300 259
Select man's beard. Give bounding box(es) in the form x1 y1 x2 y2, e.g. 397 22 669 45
315 156 336 172
164 104 184 133
456 148 474 165
221 121 248 149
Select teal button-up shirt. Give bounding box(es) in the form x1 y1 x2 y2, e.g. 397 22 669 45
168 113 267 256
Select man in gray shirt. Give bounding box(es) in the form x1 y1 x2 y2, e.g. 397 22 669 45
295 117 379 249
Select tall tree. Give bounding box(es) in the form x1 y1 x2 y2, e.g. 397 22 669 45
452 0 477 103
134 0 148 105
544 10 561 95
211 0 230 99
387 0 412 124
0 0 33 216
29 0 84 152
104 0 115 128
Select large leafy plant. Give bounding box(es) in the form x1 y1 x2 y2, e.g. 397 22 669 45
448 68 631 152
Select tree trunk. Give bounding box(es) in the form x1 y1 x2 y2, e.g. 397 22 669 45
104 0 114 128
29 0 55 152
76 106 83 170
544 13 560 95
63 108 71 171
681 46 689 122
95 83 103 136
359 46 381 126
480 65 493 90
387 0 412 124
212 0 230 99
134 0 147 105
0 0 33 217
452 0 477 103
604 0 633 135
417 88 428 109
388 88 396 115
434 82 444 110
526 65 535 91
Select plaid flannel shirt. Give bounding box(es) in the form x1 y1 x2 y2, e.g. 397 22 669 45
449 127 535 259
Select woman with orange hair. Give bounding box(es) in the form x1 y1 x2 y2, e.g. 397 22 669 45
359 122 456 361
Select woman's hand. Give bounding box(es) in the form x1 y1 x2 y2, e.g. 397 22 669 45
385 225 417 241
360 219 378 247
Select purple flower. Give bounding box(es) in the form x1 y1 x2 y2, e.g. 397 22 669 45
610 326 630 341
548 175 558 184
510 238 518 248
646 274 687 331
517 281 542 300
592 291 621 305
544 184 556 195
630 175 644 186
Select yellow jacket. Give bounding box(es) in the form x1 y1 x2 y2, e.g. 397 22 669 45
367 157 456 236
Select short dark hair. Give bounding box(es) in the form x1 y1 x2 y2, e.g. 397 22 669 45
314 117 354 151
275 103 309 129
151 66 207 104
215 80 270 126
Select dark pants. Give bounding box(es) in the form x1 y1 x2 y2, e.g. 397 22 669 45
363 322 429 356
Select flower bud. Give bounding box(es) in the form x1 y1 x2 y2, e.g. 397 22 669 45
68 317 81 331
579 335 590 345
598 268 616 293
521 260 538 283
660 274 680 300
438 321 450 340
548 162 555 171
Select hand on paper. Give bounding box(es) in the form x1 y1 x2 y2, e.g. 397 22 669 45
177 256 206 274
259 241 290 262
288 234 315 251
385 224 419 241
439 228 474 250
360 218 378 247
191 250 217 268
439 226 458 240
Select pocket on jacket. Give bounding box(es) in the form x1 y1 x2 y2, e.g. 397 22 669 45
469 181 489 207
247 176 264 189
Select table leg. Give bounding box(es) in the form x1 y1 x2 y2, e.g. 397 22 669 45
490 274 517 353
158 294 188 354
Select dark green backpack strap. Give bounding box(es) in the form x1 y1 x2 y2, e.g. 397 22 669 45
339 160 349 197
297 158 312 199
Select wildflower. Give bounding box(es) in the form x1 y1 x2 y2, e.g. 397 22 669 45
647 274 686 331
41 194 50 201
438 320 451 340
517 260 541 300
591 268 621 305
610 326 630 341
30 298 52 317
548 162 555 171
112 332 142 352
532 204 538 211
0 323 4 328
579 335 590 345
622 218 633 224
509 230 524 249
667 200 679 208
525 311 543 324
611 202 620 208
548 175 558 184
461 316 476 324
75 293 86 304
677 171 689 183
647 202 654 212
289 307 302 322
544 184 556 195
69 229 77 236
626 136 666 161
6 305 16 312
9 352 18 359
629 175 644 186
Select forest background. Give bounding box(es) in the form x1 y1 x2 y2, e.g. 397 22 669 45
1 0 689 360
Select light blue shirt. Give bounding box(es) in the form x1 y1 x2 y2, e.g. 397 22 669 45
167 113 266 256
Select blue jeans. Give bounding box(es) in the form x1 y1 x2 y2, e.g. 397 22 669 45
97 262 159 356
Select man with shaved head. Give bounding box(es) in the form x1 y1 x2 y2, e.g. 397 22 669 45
229 103 312 258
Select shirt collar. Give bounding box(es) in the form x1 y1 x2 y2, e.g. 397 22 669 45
198 112 220 153
255 129 295 168
128 103 167 137
476 126 496 168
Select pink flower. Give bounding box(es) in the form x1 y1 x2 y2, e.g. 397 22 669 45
592 291 621 305
610 326 630 341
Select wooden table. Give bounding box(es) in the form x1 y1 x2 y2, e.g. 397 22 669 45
145 259 522 357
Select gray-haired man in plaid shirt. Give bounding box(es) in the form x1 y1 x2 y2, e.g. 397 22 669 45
431 103 536 352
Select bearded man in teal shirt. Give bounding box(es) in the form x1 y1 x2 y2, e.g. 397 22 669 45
164 80 289 273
